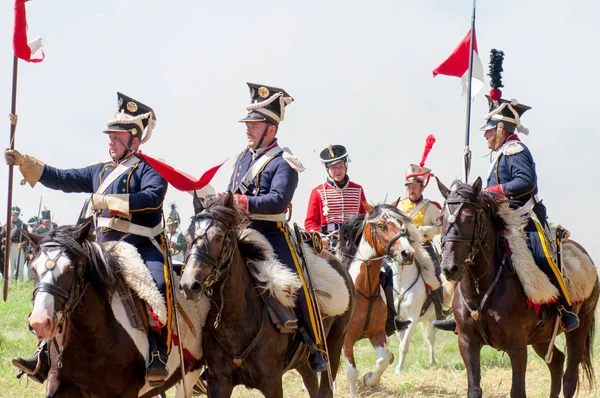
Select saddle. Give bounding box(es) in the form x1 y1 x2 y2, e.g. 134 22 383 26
496 203 596 306
239 229 350 334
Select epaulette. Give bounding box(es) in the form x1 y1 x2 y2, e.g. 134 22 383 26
231 149 245 166
282 147 305 172
501 141 525 156
430 201 442 210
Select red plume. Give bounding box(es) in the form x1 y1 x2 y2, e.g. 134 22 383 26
419 135 436 167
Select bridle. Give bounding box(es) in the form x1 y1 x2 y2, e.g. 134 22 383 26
32 243 88 329
184 213 237 295
367 217 411 264
441 198 488 266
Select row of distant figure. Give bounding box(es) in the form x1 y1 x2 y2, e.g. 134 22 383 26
0 206 59 284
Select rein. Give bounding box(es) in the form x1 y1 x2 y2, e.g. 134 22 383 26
442 196 501 346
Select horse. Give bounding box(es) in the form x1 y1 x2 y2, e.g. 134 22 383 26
437 177 599 398
337 201 435 395
178 192 355 398
25 222 207 397
390 249 451 373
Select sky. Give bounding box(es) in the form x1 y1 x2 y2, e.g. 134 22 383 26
0 0 598 263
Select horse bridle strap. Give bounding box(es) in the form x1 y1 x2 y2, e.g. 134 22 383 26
32 243 88 326
441 199 488 263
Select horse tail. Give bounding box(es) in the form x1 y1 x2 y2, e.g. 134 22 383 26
580 313 595 391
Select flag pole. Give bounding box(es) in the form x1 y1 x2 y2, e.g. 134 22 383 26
462 0 477 184
4 54 19 302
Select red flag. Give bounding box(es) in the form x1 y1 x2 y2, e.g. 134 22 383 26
13 0 45 63
432 29 483 96
136 151 225 192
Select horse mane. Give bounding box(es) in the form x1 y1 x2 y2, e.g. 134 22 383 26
337 204 417 268
450 180 505 230
40 225 121 295
337 214 366 268
189 195 249 231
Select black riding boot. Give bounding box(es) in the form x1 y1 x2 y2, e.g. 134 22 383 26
299 327 327 373
12 340 49 384
384 285 411 336
432 316 457 332
431 287 446 321
557 299 579 332
147 329 169 387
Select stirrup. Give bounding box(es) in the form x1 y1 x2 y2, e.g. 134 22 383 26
557 306 580 332
147 351 169 387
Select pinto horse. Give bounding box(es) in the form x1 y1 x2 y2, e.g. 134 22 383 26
437 177 598 398
178 192 355 398
337 202 428 395
25 223 205 397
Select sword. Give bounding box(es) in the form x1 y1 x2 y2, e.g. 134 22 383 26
555 224 569 274
292 223 333 390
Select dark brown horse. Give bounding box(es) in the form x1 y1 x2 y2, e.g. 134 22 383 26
178 192 355 398
25 223 204 397
437 177 598 398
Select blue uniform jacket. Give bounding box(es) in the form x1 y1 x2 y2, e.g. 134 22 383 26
487 135 540 209
39 156 168 248
227 140 298 215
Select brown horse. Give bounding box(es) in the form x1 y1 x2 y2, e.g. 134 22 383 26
437 177 598 398
337 202 428 395
25 223 205 397
178 192 355 398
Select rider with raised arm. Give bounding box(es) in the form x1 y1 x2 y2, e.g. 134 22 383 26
304 144 366 251
6 93 173 386
227 83 326 373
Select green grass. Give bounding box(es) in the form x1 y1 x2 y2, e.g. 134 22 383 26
1 282 600 397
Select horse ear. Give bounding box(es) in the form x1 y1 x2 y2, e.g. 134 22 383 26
472 176 483 193
363 201 374 213
193 190 204 214
436 176 450 199
390 196 401 208
76 221 92 242
222 191 234 208
27 231 43 247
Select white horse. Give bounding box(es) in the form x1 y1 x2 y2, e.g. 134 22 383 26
390 245 452 374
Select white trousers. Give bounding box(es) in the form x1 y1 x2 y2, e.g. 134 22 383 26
7 243 26 283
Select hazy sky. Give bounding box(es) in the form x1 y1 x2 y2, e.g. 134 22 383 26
0 1 598 262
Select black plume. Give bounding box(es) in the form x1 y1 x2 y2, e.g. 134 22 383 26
488 49 504 89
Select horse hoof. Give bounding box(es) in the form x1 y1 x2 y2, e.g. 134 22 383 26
362 372 377 387
395 366 402 375
388 353 395 365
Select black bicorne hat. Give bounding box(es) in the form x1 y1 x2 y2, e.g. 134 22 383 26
239 83 294 126
104 92 156 144
319 144 348 167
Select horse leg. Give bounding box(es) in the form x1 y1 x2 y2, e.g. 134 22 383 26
259 377 284 398
458 333 483 398
395 316 417 374
315 319 346 398
296 363 319 398
507 340 528 398
342 340 359 396
563 318 594 398
363 332 390 388
422 316 437 366
46 375 83 398
531 342 564 398
206 374 234 398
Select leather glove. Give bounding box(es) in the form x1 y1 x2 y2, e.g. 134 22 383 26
90 193 130 216
4 148 45 187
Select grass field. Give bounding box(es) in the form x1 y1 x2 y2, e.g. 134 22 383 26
2 281 600 397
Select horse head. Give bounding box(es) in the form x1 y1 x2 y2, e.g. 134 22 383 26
437 177 500 282
27 223 94 340
180 191 246 300
361 202 418 265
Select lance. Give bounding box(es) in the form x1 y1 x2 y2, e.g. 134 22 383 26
4 55 19 302
462 0 477 184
